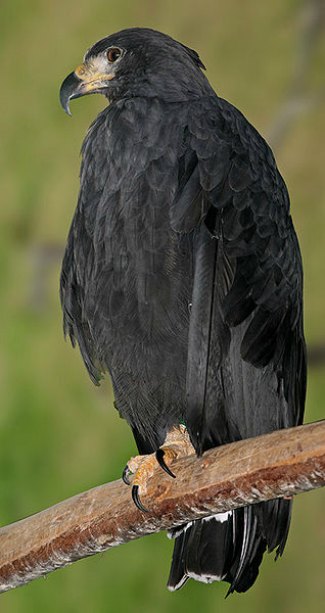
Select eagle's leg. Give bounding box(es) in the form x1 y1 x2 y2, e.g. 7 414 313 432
122 425 194 512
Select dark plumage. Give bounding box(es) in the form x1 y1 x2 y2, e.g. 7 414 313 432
59 28 306 593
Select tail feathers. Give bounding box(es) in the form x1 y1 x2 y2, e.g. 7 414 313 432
256 498 292 558
168 511 234 591
167 524 191 591
224 507 266 595
167 502 292 593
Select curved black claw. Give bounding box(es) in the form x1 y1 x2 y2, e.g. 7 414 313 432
132 485 149 513
156 449 176 479
122 465 131 485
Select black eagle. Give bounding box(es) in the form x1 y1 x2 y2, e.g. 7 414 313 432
59 28 306 593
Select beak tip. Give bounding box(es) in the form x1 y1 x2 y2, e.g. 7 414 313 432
59 71 82 116
60 99 72 117
59 94 71 116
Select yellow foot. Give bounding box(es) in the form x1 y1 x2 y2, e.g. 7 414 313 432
122 425 194 512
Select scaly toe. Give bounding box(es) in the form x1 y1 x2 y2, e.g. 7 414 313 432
123 426 194 512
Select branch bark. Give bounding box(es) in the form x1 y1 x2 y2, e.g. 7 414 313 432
0 421 324 594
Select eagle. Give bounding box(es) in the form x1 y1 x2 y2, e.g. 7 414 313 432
59 28 306 594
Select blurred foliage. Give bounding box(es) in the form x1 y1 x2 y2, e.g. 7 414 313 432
0 0 324 612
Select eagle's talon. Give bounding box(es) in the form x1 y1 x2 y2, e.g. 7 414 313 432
122 465 131 485
156 449 176 478
125 426 193 512
132 485 149 512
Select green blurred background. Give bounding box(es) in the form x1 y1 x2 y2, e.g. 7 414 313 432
0 0 324 611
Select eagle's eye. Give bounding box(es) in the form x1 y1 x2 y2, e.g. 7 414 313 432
107 48 122 63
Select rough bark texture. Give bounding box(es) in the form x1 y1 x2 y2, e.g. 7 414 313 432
0 421 324 594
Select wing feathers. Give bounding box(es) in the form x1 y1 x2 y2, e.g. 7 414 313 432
178 96 305 592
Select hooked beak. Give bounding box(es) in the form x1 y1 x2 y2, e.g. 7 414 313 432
59 63 115 116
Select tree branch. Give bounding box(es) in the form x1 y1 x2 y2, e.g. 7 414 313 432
0 421 324 594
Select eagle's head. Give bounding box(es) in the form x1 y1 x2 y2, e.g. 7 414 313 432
60 28 210 115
